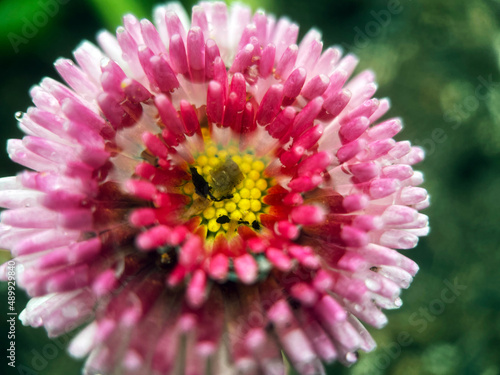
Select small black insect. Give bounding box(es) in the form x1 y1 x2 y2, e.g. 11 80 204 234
251 220 261 230
237 219 250 225
190 167 211 198
216 215 231 224
156 245 178 267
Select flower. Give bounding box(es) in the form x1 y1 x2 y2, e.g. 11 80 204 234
0 2 429 375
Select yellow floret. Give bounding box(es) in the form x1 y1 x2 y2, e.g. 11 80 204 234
230 210 242 220
215 208 228 217
208 218 221 232
250 188 262 199
240 163 251 174
244 211 256 223
208 156 219 167
207 146 218 157
240 188 250 199
183 182 195 195
225 201 237 212
203 206 216 220
252 160 265 172
250 200 262 212
256 178 268 191
202 166 212 175
238 199 251 211
248 170 260 181
197 155 208 166
243 154 254 164
244 179 255 189
232 193 241 203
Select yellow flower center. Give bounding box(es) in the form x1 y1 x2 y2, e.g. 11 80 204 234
181 134 273 240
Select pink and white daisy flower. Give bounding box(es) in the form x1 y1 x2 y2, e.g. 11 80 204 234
0 2 429 374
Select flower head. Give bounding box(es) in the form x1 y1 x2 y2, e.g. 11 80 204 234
0 2 429 374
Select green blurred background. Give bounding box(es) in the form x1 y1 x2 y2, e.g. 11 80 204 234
1 0 499 374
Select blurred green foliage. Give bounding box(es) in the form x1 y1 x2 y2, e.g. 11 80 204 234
1 0 500 374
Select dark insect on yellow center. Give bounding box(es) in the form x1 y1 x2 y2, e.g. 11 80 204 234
181 136 273 238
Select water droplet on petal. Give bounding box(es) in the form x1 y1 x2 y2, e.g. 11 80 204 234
345 352 359 363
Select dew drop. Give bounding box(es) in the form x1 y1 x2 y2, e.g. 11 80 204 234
34 316 44 326
345 352 359 363
394 297 403 307
15 111 23 121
